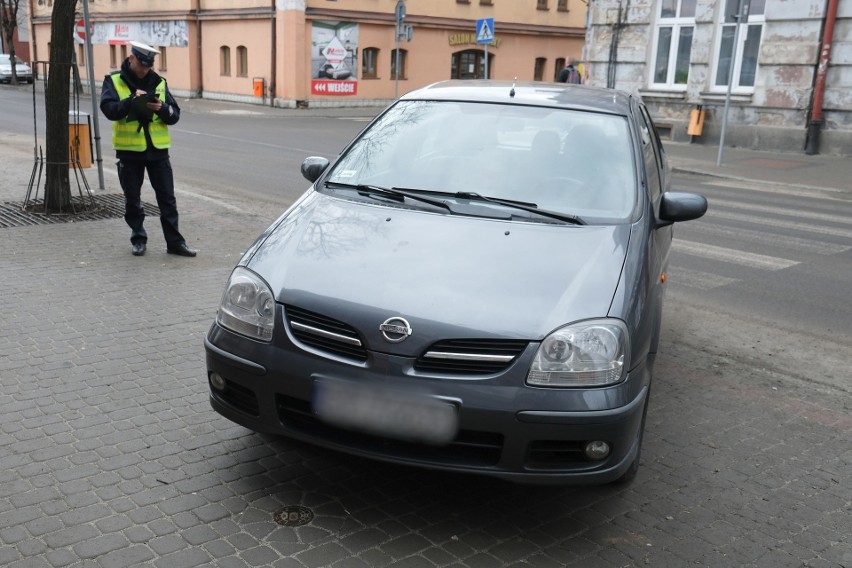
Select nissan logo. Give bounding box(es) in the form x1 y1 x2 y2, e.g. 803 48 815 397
380 317 413 343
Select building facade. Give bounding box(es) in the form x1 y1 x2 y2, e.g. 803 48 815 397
582 0 851 156
28 0 586 108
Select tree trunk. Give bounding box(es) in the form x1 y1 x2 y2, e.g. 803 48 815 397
43 0 78 213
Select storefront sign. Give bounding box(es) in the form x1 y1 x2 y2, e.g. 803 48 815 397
449 33 501 48
75 21 189 47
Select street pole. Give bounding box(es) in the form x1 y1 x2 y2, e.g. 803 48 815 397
716 0 746 167
82 0 105 190
394 0 405 98
484 44 488 79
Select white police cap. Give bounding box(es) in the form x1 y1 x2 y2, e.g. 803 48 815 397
128 40 159 67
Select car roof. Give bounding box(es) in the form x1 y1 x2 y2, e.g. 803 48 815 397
399 80 635 116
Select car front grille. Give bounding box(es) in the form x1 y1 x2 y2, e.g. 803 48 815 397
276 395 504 467
284 304 368 362
414 339 528 375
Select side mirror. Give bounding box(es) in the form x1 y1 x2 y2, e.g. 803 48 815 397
301 156 330 183
658 191 708 227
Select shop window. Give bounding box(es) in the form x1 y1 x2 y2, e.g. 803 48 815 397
110 44 117 68
713 0 763 90
120 44 127 62
554 57 565 81
534 57 546 81
391 49 407 80
451 50 491 80
220 46 231 76
651 0 695 88
77 45 85 67
362 48 379 79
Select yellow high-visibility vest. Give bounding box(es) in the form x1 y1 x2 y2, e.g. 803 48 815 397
110 73 171 151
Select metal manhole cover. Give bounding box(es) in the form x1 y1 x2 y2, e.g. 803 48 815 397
273 506 314 527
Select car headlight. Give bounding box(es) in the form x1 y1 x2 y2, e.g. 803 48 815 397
527 320 628 387
216 267 275 341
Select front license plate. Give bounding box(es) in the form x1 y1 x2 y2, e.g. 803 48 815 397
313 380 458 445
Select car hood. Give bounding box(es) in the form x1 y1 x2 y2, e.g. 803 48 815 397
245 192 630 345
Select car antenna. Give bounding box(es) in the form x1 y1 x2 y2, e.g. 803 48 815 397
510 78 516 98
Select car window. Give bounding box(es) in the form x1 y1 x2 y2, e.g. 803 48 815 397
325 100 638 223
636 105 663 200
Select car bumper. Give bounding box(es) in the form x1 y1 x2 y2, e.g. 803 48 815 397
205 322 652 485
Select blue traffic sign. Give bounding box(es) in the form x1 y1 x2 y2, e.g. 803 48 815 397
476 18 494 45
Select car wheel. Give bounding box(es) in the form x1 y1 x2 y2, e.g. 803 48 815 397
613 385 651 484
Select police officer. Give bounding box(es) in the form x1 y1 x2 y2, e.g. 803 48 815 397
100 40 196 257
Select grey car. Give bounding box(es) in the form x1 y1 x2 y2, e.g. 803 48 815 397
0 54 34 84
205 80 707 485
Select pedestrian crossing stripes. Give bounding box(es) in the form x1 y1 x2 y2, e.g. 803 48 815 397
669 180 852 291
668 267 738 291
673 240 799 270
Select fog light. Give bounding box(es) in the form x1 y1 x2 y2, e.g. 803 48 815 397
209 372 227 392
584 440 611 460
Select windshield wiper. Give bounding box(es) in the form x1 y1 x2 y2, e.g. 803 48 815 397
455 192 585 225
325 181 452 212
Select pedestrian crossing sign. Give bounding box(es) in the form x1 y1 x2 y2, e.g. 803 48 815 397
476 18 494 44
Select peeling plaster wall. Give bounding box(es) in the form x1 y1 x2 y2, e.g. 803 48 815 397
584 0 851 155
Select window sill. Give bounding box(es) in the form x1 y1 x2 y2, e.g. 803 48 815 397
699 91 753 103
638 89 687 100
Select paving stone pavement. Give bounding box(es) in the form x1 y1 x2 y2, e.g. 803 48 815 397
1 131 851 568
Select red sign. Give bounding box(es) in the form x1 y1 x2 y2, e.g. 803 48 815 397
311 80 358 96
75 19 88 41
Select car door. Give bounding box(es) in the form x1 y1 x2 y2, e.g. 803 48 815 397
635 101 671 355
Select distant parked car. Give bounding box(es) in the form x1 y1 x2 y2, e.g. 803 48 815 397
204 80 707 485
0 54 34 84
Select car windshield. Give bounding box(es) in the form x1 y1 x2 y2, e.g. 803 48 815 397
325 100 637 222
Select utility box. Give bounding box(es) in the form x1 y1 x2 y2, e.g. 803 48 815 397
253 77 265 97
69 111 92 168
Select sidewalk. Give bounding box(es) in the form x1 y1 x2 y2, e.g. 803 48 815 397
664 139 851 195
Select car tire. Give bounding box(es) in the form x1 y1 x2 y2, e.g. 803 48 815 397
613 385 651 484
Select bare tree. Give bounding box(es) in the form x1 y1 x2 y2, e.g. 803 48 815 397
43 0 79 213
0 0 22 85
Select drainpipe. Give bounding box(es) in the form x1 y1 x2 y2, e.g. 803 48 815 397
270 0 276 107
194 0 203 97
28 0 37 64
805 0 839 155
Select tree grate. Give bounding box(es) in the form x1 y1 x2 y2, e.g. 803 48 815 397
0 195 159 229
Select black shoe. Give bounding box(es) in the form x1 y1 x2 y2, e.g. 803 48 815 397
131 243 146 256
167 243 197 257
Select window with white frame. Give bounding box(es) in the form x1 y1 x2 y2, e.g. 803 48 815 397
714 0 764 90
651 0 696 88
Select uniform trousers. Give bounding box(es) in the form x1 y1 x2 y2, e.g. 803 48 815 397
117 157 186 247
